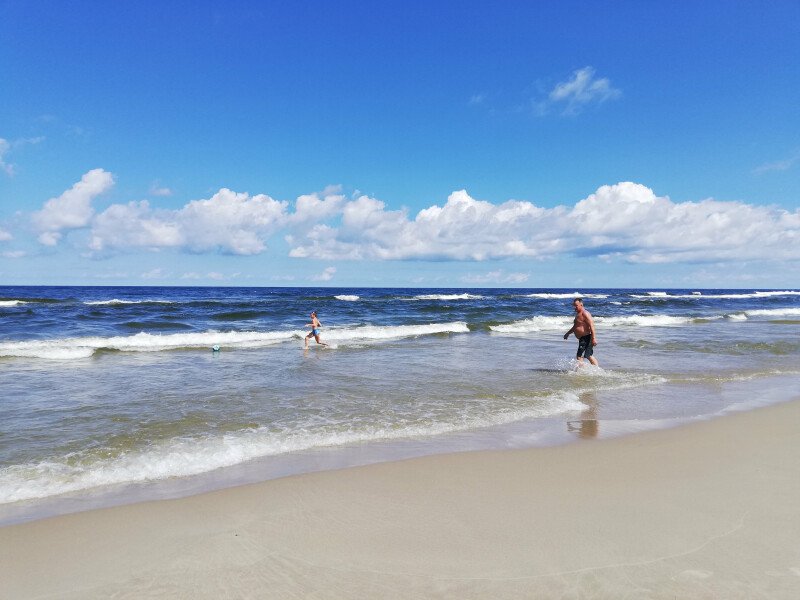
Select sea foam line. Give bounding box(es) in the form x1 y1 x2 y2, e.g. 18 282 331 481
0 391 583 504
411 293 485 301
631 290 800 299
84 299 176 305
525 292 609 299
0 322 470 359
490 313 708 333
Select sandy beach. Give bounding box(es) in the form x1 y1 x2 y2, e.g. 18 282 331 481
3 400 799 599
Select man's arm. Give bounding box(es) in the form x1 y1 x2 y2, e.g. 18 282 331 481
563 325 575 340
586 313 598 345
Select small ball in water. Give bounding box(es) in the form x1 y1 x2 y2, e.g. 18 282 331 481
212 345 220 352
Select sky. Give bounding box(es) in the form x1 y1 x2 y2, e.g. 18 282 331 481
1 0 799 288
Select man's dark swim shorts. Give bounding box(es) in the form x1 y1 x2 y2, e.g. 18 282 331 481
576 334 594 358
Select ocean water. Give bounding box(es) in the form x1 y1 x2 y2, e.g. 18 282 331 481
1 286 799 524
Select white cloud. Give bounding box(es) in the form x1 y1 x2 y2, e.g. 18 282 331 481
287 183 800 264
0 228 12 242
462 270 530 284
141 268 168 280
32 169 115 244
469 93 486 105
0 136 46 177
753 152 800 175
21 173 800 268
540 67 621 116
311 266 337 281
181 271 239 281
149 184 173 197
89 188 288 255
2 250 26 259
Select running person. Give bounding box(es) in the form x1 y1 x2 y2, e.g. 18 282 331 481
563 298 599 367
304 310 328 348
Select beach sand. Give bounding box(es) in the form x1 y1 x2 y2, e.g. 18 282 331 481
2 400 800 599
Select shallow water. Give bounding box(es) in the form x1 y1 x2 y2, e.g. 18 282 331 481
1 286 799 524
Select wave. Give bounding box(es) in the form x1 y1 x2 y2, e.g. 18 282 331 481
0 300 27 307
84 299 176 305
491 313 705 333
0 391 583 504
490 316 571 333
334 295 360 301
411 294 485 301
722 308 800 321
0 322 470 359
524 292 609 299
726 308 800 321
598 314 701 327
325 322 469 343
631 290 800 300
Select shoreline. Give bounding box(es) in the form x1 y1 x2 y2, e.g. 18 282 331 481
4 370 796 529
3 398 799 598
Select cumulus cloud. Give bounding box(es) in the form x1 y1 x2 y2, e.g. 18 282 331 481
23 171 800 267
0 228 12 242
288 183 800 264
539 67 621 116
89 188 288 255
32 168 115 245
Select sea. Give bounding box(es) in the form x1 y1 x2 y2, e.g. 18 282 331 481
2 286 799 525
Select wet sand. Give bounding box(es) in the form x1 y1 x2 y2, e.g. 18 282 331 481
2 400 799 599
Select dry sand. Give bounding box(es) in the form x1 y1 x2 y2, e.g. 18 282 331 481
2 400 800 599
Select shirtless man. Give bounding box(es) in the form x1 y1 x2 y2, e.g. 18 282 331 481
563 298 599 367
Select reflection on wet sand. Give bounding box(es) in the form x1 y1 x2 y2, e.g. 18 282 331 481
567 391 599 439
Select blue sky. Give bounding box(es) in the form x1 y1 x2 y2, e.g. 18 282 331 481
1 0 798 288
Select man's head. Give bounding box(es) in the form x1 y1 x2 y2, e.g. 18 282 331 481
573 298 584 312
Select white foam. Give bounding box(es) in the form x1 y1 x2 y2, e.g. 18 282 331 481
490 316 571 333
631 290 800 299
0 330 296 359
727 313 748 321
0 300 27 307
524 292 609 299
491 313 697 333
325 322 469 343
84 299 174 305
334 295 360 301
0 391 583 504
411 294 484 300
0 322 470 359
597 314 695 327
743 308 800 317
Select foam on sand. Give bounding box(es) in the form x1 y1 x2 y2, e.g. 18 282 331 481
0 389 582 504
